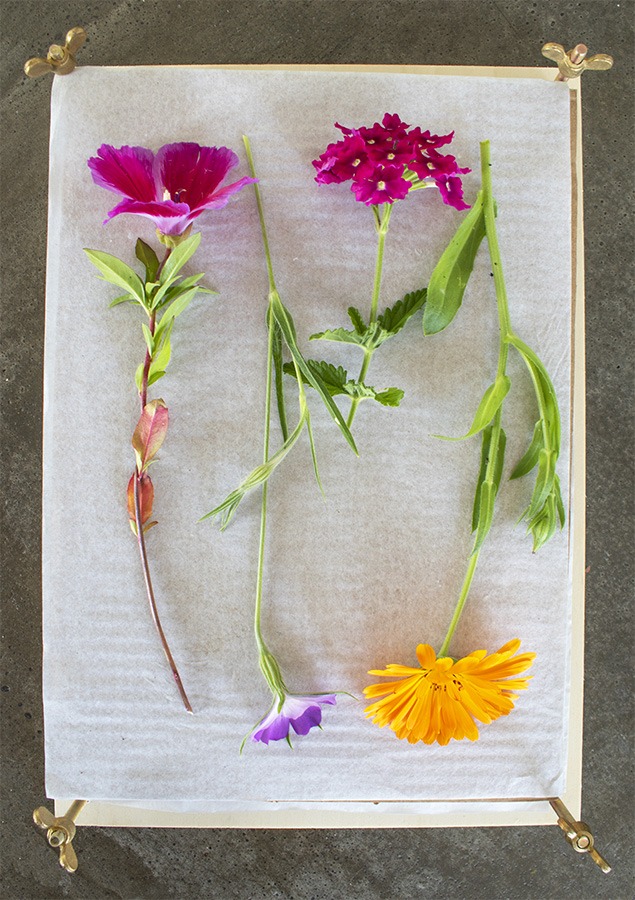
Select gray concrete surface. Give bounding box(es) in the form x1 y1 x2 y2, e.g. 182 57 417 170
1 1 633 897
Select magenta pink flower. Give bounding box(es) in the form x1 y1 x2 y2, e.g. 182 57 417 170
251 693 337 745
88 142 256 235
312 113 471 210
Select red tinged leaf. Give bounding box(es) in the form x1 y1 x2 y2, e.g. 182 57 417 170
127 471 155 533
132 398 169 472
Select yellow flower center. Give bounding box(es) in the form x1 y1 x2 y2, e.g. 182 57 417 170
377 180 386 191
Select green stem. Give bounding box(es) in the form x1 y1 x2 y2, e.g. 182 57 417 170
254 305 275 656
243 135 276 295
437 141 514 657
347 204 391 428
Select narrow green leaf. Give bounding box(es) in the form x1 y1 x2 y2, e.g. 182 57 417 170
423 194 486 335
472 480 496 554
154 287 200 342
147 369 166 387
506 334 561 454
270 292 357 455
271 317 289 441
135 238 160 283
134 362 145 393
471 427 506 532
347 306 366 335
524 448 555 523
84 249 145 305
153 273 215 310
141 323 154 355
201 410 308 529
554 475 566 529
108 294 136 308
159 231 201 284
148 320 173 382
528 494 557 552
510 421 544 479
304 407 324 495
436 374 511 441
377 289 427 336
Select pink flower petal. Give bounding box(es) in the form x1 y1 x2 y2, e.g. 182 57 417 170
88 144 157 201
196 175 258 211
154 143 239 210
104 198 193 235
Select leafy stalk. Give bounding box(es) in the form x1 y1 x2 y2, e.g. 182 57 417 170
85 231 213 712
437 140 564 656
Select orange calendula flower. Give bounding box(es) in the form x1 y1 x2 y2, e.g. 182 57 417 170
364 639 536 746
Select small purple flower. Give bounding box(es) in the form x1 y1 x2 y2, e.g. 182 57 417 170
251 693 337 745
351 164 411 206
312 114 471 210
88 142 256 236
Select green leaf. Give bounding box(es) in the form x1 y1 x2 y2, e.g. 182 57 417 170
154 287 200 342
347 306 366 335
148 320 173 382
108 294 136 308
147 369 166 387
201 409 308 529
423 194 486 335
510 421 544 479
373 387 405 407
436 374 511 441
506 334 561 453
271 316 289 442
134 362 145 393
472 480 496 555
284 360 348 395
270 292 357 455
524 448 556 523
84 249 146 305
141 322 154 355
554 475 566 529
310 326 366 347
159 232 201 285
153 273 215 310
471 426 506 532
135 238 160 283
377 289 427 336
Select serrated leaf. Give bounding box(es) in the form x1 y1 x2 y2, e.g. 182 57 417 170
310 326 366 346
377 289 427 336
510 421 544 479
84 249 146 305
348 306 366 335
284 359 348 395
270 292 357 455
423 194 486 335
108 294 136 308
436 374 511 441
132 399 169 472
135 238 160 283
159 231 201 285
471 425 507 531
373 387 405 407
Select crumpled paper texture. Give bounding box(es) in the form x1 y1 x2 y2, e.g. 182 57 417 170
43 67 572 805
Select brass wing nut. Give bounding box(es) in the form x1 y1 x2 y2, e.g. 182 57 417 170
542 43 613 81
24 27 86 78
33 800 87 873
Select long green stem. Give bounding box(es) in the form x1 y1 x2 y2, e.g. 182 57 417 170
347 205 392 427
254 306 275 655
437 140 513 658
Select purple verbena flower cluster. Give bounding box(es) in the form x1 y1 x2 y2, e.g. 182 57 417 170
312 113 470 210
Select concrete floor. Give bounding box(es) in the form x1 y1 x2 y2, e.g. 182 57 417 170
1 1 633 897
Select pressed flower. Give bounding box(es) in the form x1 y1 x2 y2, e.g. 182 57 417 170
364 639 535 746
312 113 470 210
88 142 256 236
250 693 337 746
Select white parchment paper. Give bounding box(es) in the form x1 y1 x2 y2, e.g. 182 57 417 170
43 67 573 804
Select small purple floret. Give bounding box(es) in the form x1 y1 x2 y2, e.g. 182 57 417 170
312 113 471 210
88 142 256 235
251 694 337 745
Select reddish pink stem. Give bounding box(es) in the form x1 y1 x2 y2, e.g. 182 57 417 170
133 472 193 713
132 245 193 713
